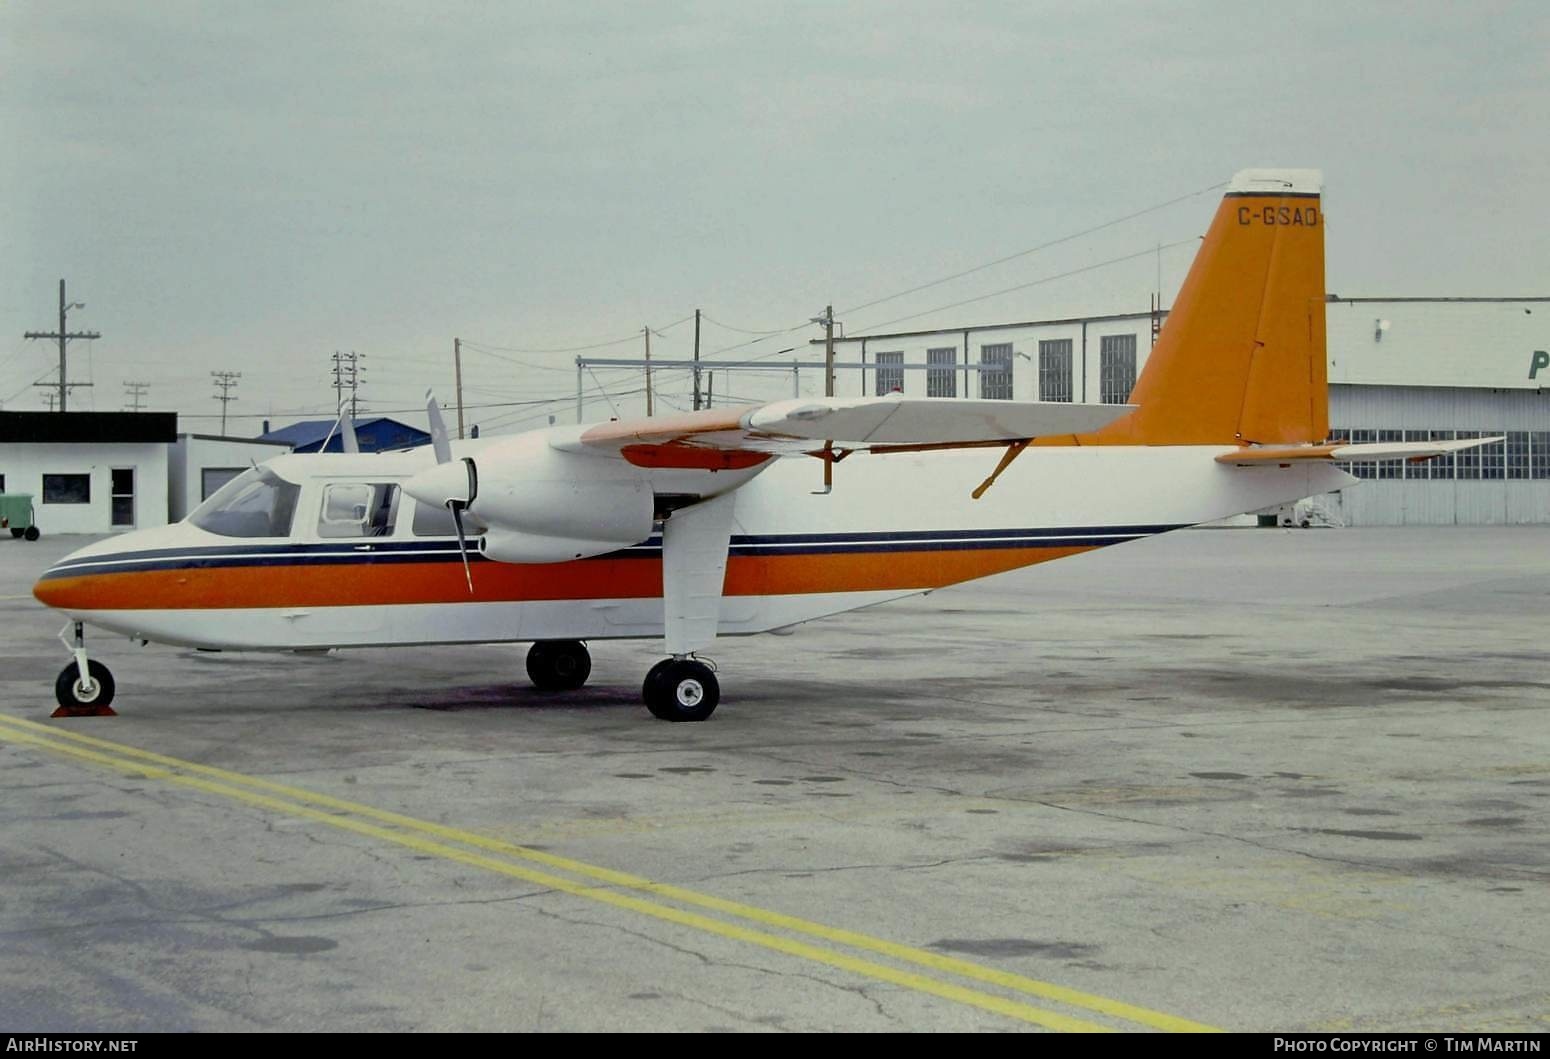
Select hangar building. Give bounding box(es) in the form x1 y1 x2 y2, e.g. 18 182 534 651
815 295 1549 526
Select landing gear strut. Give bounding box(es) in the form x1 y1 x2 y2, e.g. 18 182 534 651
643 657 719 722
53 622 116 717
525 640 591 691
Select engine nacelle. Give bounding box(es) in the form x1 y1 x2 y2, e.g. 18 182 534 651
467 431 654 562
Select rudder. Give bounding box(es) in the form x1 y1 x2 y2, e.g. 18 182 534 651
1094 169 1327 446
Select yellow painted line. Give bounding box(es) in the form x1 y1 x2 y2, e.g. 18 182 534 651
0 714 1220 1032
0 594 38 600
0 721 1106 1032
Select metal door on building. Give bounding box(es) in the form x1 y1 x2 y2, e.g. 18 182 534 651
111 468 135 528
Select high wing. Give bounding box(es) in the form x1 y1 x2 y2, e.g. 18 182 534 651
559 394 1135 468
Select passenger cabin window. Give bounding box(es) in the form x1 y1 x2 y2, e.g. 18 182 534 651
318 483 400 538
189 467 301 538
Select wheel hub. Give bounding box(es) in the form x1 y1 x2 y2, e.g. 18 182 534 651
675 679 704 707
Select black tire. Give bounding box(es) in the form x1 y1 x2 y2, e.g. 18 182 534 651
9 528 22 539
23 526 39 541
525 640 591 691
55 660 115 710
642 658 674 704
643 659 719 722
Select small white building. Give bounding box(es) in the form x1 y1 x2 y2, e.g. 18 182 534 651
0 412 175 535
0 413 296 534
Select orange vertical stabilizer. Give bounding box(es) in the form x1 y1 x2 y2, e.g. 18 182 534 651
1086 168 1328 447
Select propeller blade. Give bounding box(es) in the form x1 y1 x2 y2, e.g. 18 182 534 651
450 502 474 594
340 413 360 454
426 390 452 465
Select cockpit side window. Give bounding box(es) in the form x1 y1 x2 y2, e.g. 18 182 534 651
189 467 301 538
318 483 400 539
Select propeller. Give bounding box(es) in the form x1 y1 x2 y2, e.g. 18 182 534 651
416 390 477 594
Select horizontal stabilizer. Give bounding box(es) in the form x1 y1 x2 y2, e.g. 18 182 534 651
1216 436 1505 466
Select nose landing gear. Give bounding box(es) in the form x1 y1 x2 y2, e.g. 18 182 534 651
53 622 117 717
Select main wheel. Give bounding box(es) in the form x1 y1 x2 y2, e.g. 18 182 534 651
643 659 719 722
55 660 115 710
525 640 591 691
9 528 21 539
23 526 39 541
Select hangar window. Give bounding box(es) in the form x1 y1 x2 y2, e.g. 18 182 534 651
979 344 1013 400
1428 430 1456 480
1532 432 1550 479
874 351 904 396
1377 429 1404 479
1454 431 1482 479
41 474 91 504
1347 428 1377 479
1479 434 1505 480
1099 335 1136 404
1038 340 1073 402
1403 430 1431 479
190 466 301 537
318 482 400 538
1506 432 1530 479
926 348 957 398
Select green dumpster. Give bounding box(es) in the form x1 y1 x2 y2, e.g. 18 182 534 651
0 494 39 541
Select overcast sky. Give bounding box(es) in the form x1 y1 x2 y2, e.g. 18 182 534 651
3 1 1547 433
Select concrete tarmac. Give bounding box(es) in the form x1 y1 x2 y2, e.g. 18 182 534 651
1 527 1547 1032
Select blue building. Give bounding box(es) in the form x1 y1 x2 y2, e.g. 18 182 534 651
258 417 431 454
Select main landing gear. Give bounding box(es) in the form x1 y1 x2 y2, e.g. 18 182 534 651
53 622 117 717
525 640 592 692
525 641 720 721
642 657 720 722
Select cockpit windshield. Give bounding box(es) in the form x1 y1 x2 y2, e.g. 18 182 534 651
188 466 302 538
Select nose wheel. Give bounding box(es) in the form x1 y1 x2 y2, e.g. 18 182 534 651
643 658 719 722
52 623 116 717
525 640 592 691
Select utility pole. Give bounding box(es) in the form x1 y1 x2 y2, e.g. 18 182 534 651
811 305 836 396
42 392 58 412
706 372 713 409
330 350 365 418
453 337 466 439
24 279 100 412
692 309 702 411
123 381 149 412
643 327 654 417
211 371 241 434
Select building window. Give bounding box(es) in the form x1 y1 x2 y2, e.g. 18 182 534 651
1347 428 1377 479
979 343 1013 400
874 351 904 396
1454 431 1482 479
926 348 956 398
1533 432 1550 480
1377 429 1403 479
201 467 247 501
1507 432 1530 479
318 483 400 539
1038 339 1073 402
1403 429 1431 480
1428 429 1456 480
1099 334 1137 404
1479 433 1505 480
42 474 91 504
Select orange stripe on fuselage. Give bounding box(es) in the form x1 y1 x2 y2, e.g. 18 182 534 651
33 545 1097 612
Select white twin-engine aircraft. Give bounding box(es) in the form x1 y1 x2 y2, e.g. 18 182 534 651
34 170 1496 720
